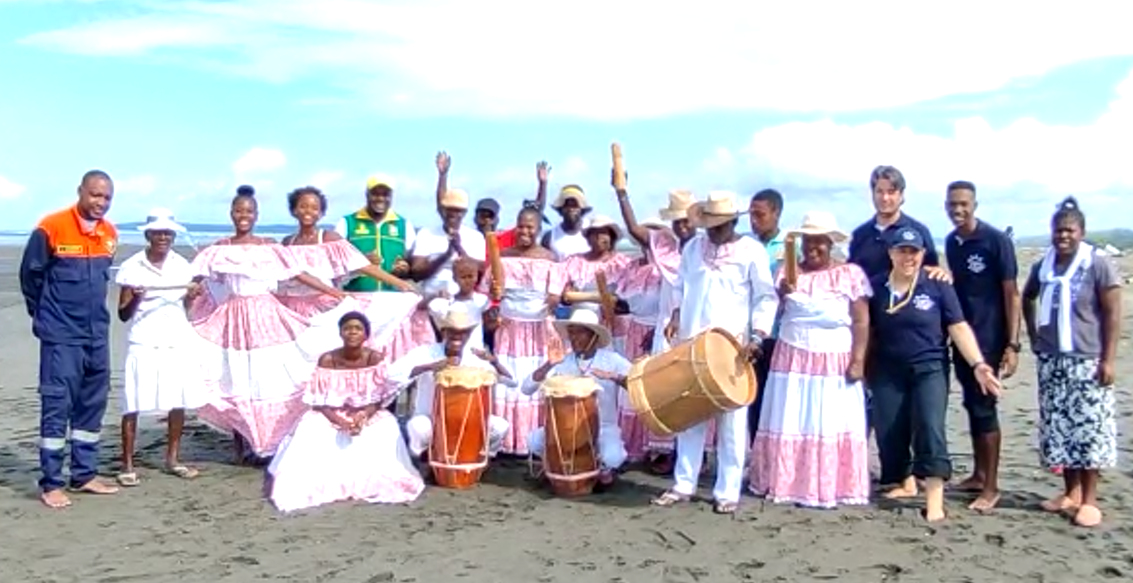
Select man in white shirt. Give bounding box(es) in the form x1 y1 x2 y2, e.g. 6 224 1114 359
410 188 488 297
655 191 779 514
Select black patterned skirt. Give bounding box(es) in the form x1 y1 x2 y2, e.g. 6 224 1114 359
1036 353 1117 470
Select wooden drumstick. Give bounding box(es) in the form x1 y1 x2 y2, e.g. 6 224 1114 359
784 234 799 286
485 231 505 302
595 271 617 328
611 142 627 191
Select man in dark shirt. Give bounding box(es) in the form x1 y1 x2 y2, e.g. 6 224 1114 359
944 180 1021 512
848 165 942 279
19 170 121 508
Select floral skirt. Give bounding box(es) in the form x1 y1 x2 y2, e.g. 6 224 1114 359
1037 353 1117 470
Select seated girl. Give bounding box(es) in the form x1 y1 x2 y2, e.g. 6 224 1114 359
523 307 630 485
268 312 425 512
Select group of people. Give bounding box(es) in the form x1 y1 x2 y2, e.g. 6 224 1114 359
17 156 1121 528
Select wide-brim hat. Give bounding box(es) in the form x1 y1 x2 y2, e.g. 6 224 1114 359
136 208 187 233
658 189 696 221
787 211 849 243
582 215 623 241
551 185 591 210
552 307 611 349
686 190 743 229
437 306 479 331
439 188 469 210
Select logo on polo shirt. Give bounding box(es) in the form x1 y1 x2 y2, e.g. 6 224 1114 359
966 253 986 274
913 293 934 311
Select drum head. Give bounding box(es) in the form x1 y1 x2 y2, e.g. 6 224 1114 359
699 329 755 404
436 366 497 388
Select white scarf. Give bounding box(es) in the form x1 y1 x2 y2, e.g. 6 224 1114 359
1037 242 1093 352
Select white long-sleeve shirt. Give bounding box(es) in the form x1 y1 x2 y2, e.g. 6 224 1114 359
521 348 631 432
386 342 517 416
673 233 778 342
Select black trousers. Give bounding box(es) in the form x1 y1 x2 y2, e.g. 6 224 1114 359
747 338 778 441
869 358 952 483
953 346 1001 435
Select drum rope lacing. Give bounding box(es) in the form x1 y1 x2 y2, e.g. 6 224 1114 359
430 371 489 472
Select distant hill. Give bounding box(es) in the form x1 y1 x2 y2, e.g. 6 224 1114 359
1014 228 1133 249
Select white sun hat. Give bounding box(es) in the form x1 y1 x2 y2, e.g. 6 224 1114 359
136 208 187 233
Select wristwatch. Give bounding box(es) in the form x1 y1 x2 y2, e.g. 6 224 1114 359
1006 342 1022 353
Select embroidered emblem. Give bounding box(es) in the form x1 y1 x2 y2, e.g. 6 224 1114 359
912 293 934 311
966 253 985 274
387 224 399 237
105 238 117 255
354 223 371 236
902 230 917 241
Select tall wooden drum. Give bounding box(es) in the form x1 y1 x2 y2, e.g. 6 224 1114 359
626 327 756 436
541 375 601 497
430 366 497 489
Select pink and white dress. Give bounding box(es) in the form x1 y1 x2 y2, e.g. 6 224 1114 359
561 252 632 322
749 263 871 508
276 234 429 361
189 244 320 456
268 362 425 512
478 257 565 455
614 256 662 461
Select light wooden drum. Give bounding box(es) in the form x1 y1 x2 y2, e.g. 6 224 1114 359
626 327 756 436
541 375 601 498
431 366 497 489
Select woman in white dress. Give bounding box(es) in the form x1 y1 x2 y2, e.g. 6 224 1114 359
114 209 207 486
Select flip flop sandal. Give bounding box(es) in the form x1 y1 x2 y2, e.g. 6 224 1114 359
713 500 739 514
650 490 689 507
116 472 141 487
165 465 199 480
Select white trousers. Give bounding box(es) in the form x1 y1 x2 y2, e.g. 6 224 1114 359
405 414 509 458
673 406 748 503
527 426 627 470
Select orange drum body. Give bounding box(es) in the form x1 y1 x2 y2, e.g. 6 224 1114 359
430 367 497 489
627 327 756 436
542 376 601 497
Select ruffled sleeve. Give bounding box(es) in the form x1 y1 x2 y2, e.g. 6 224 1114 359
191 244 301 283
649 229 681 286
286 239 371 279
305 363 398 408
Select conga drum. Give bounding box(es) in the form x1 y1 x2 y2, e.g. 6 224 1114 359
626 327 756 436
430 366 497 489
541 375 601 497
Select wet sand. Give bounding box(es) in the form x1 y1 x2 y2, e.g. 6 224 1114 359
1 244 1132 583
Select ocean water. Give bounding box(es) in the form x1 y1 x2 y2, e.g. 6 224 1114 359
0 229 293 249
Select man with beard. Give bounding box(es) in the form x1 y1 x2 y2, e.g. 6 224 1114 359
20 170 121 508
335 174 416 292
944 180 1020 512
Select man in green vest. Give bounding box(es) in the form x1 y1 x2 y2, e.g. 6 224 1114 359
334 174 417 291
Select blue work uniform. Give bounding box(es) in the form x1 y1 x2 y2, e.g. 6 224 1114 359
945 221 1017 436
19 206 118 492
848 213 939 280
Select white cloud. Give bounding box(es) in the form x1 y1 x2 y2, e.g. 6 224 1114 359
307 170 344 191
17 0 1133 119
232 146 286 178
0 175 26 200
114 174 157 197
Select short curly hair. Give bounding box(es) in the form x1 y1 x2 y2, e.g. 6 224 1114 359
287 186 328 214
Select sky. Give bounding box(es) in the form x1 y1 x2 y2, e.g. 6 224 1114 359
1 0 1131 238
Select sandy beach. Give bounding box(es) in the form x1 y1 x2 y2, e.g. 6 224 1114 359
1 243 1131 583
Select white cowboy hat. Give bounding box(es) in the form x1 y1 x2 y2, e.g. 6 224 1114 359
136 208 187 233
582 215 623 241
658 189 696 221
552 307 611 349
787 211 849 243
437 305 479 331
686 190 742 229
551 185 591 210
439 188 469 210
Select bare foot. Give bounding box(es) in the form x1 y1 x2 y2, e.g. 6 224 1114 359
968 492 1001 513
71 478 120 495
954 475 984 492
1073 504 1103 527
923 506 947 522
40 489 72 509
883 484 919 499
1040 495 1079 513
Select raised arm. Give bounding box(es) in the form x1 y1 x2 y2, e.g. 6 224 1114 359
18 227 51 318
532 161 550 212
615 186 650 248
434 151 451 215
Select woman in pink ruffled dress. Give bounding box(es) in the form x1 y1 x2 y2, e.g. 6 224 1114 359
477 207 564 455
560 215 632 323
190 188 344 463
268 311 424 512
274 187 428 363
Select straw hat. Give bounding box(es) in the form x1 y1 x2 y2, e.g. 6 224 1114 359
658 189 696 221
437 305 479 332
136 208 187 233
787 211 849 243
551 185 591 210
552 307 611 349
439 188 469 210
582 215 623 241
686 190 743 228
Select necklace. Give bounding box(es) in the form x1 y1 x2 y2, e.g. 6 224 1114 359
886 269 920 314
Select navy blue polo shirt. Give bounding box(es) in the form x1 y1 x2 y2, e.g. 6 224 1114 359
868 270 966 365
849 213 940 280
945 220 1017 357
